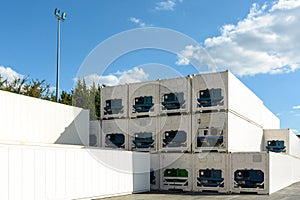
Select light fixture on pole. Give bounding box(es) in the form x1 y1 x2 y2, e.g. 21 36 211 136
54 8 67 102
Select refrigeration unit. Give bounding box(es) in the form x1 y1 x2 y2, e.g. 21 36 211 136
160 153 193 191
159 115 191 152
101 84 128 119
129 81 159 118
159 76 191 115
150 153 160 190
263 129 300 158
101 119 129 150
129 117 158 152
193 153 229 193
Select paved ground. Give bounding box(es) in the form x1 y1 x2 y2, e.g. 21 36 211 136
98 182 300 200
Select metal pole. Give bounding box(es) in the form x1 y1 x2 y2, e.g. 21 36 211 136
55 18 60 102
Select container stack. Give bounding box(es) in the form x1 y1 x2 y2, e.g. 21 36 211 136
99 70 300 195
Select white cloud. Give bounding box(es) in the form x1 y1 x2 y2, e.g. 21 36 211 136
176 0 300 76
76 67 149 87
155 0 176 11
293 105 300 109
175 45 217 72
0 66 23 82
129 17 151 27
291 129 299 134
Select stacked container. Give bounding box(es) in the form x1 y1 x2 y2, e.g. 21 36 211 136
101 118 129 150
129 81 160 118
159 114 192 153
160 153 193 191
263 129 300 158
193 153 230 193
159 76 191 115
99 70 300 195
101 84 128 119
128 117 158 152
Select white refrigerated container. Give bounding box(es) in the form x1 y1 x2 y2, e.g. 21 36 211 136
191 71 280 129
192 111 263 153
159 76 191 115
101 119 129 150
101 84 128 119
193 153 230 193
160 153 193 191
128 117 158 152
230 152 269 194
230 152 300 194
263 129 300 158
129 81 159 118
159 114 192 152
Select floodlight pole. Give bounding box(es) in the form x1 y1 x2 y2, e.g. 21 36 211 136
55 18 61 102
54 8 66 102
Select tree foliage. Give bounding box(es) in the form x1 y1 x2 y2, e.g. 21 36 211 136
72 79 101 120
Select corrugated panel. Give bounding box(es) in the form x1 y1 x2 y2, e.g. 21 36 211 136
0 143 150 200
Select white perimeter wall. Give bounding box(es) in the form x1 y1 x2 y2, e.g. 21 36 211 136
0 143 150 200
269 152 300 194
0 90 89 146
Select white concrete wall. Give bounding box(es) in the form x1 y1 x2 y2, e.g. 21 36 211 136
0 143 150 200
0 90 89 146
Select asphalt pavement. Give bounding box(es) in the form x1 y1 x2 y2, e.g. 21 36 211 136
98 182 300 200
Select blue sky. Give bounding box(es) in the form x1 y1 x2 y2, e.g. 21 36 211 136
0 0 300 133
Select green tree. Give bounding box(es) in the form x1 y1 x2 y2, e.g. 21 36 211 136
22 79 52 99
72 79 101 120
60 90 73 105
0 75 102 120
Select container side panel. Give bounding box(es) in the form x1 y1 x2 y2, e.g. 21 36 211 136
228 112 263 152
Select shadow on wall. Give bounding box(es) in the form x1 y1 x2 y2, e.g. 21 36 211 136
55 110 89 146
